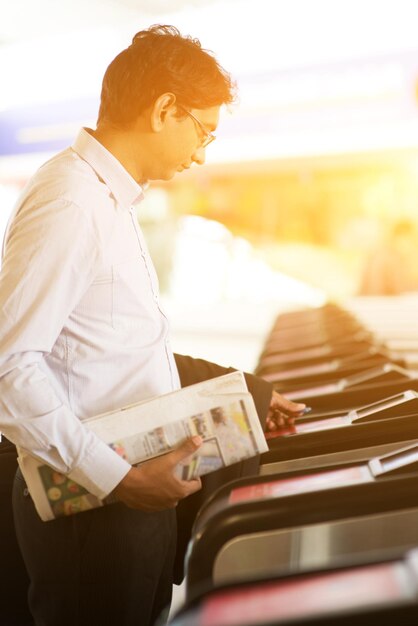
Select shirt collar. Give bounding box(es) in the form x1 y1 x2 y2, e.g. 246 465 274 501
72 128 146 210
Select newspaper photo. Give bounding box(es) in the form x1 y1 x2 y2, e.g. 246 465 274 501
18 371 268 521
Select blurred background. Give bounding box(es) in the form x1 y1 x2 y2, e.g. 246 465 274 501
1 0 418 370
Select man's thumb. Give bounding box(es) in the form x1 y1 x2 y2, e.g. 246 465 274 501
170 436 203 465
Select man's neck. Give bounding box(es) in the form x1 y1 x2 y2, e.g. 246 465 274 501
92 125 147 185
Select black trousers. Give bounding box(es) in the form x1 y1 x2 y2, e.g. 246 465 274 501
0 445 33 625
13 470 176 626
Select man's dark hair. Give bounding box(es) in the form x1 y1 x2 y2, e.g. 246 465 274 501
97 24 236 127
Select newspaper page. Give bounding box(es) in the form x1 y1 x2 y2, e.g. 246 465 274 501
18 371 268 521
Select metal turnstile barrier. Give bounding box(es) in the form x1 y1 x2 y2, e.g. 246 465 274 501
172 548 418 626
186 444 418 594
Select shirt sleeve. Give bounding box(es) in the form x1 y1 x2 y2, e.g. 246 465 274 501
0 197 131 499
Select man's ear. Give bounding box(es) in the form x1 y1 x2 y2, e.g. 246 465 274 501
150 92 177 132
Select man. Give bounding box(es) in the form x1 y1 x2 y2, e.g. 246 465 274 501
0 25 304 625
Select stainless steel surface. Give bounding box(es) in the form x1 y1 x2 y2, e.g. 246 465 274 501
213 507 418 585
259 439 418 475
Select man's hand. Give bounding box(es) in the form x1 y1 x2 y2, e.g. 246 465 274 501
113 436 203 512
265 390 308 432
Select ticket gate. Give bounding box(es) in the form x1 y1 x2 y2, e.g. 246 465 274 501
172 548 418 626
267 304 360 331
262 329 374 358
265 318 363 348
257 342 384 373
267 303 352 330
257 347 402 380
263 355 404 392
266 305 354 329
281 363 415 401
185 444 418 594
263 392 418 475
279 371 418 414
271 390 418 435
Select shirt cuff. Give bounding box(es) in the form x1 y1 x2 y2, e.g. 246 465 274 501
67 438 132 500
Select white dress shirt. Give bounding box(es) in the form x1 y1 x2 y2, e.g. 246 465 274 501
0 128 180 499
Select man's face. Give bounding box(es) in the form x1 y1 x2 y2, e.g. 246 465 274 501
151 105 221 181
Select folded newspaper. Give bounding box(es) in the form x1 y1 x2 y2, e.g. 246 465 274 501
18 371 268 521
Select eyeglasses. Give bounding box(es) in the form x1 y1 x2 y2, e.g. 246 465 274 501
178 105 216 148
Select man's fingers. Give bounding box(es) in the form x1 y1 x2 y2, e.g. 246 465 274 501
272 392 306 414
183 477 202 495
267 413 287 429
281 399 306 413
